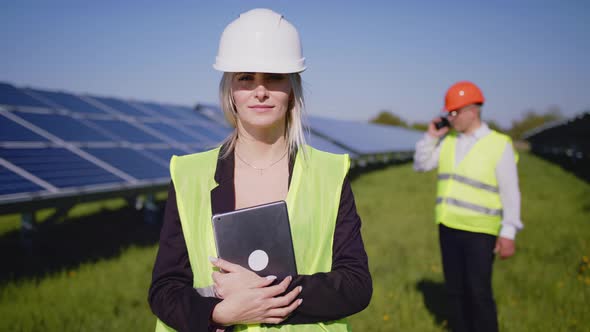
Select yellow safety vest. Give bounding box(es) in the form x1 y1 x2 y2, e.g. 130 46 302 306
435 130 516 236
155 145 351 332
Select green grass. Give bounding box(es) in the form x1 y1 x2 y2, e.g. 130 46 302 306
0 198 129 236
1 153 589 331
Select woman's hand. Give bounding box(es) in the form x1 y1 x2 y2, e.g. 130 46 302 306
211 275 303 325
210 257 276 299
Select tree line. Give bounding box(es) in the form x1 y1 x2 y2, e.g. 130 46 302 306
369 106 565 140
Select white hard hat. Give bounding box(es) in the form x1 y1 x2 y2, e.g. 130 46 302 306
213 8 306 73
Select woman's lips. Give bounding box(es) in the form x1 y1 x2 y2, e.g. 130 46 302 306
248 105 274 112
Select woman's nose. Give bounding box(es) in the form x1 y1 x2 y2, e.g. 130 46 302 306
254 84 269 100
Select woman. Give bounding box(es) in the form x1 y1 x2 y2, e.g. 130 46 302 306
148 8 372 332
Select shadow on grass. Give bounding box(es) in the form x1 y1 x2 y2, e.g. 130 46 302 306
0 203 165 285
416 279 449 330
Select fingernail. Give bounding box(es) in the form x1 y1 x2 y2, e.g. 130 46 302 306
266 275 277 280
209 256 218 263
298 299 303 305
298 286 303 292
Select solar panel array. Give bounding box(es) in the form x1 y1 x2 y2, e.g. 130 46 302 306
0 82 422 206
307 116 422 155
0 82 231 203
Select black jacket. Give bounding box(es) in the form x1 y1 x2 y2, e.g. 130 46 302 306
148 149 372 331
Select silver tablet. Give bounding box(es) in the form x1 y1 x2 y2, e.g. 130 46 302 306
212 200 297 280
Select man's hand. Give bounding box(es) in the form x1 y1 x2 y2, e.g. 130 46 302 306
494 237 516 259
427 117 450 138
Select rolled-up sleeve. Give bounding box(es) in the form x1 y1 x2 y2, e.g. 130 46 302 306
414 133 443 172
496 143 524 239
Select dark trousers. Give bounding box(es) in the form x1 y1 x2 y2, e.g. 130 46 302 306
439 224 499 332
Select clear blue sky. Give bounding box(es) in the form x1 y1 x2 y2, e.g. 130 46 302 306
1 0 588 127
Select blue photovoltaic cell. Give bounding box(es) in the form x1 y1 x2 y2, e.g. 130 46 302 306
0 116 49 142
308 116 423 154
17 112 112 142
142 122 202 143
196 106 229 126
0 83 48 108
29 89 108 114
89 96 151 117
0 148 123 188
182 123 227 143
83 148 168 180
87 119 164 143
306 132 356 156
206 122 232 138
0 165 44 195
188 108 227 126
156 104 196 120
147 148 194 165
134 102 177 118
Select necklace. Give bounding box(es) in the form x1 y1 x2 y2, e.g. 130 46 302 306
235 149 288 175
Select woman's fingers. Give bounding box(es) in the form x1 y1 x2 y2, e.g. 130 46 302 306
211 271 222 283
263 297 303 324
209 256 246 273
271 285 302 308
256 275 277 287
261 276 292 297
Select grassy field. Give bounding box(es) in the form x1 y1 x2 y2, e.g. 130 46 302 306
1 152 589 331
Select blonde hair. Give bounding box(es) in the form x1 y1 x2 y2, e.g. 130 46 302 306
218 72 307 159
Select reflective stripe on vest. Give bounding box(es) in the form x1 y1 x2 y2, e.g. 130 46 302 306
436 130 515 236
436 197 503 216
155 145 351 332
437 173 499 193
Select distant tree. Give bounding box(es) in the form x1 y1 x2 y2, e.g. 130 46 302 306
487 120 506 133
410 122 429 131
370 110 408 127
508 106 563 139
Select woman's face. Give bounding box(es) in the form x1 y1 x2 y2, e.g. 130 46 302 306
231 72 292 131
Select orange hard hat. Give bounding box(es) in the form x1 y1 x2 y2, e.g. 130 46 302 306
444 81 485 112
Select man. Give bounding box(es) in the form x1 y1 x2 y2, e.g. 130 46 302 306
414 81 523 332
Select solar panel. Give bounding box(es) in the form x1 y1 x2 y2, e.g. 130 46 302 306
142 122 205 143
85 119 165 144
1 81 423 208
306 132 357 157
0 147 124 189
28 89 108 115
146 148 194 164
0 114 49 142
132 101 174 118
308 116 423 155
182 123 228 142
88 96 152 117
0 83 48 108
82 148 168 180
155 104 198 120
16 112 113 142
0 164 44 195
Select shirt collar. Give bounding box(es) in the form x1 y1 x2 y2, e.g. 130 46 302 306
458 122 490 140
